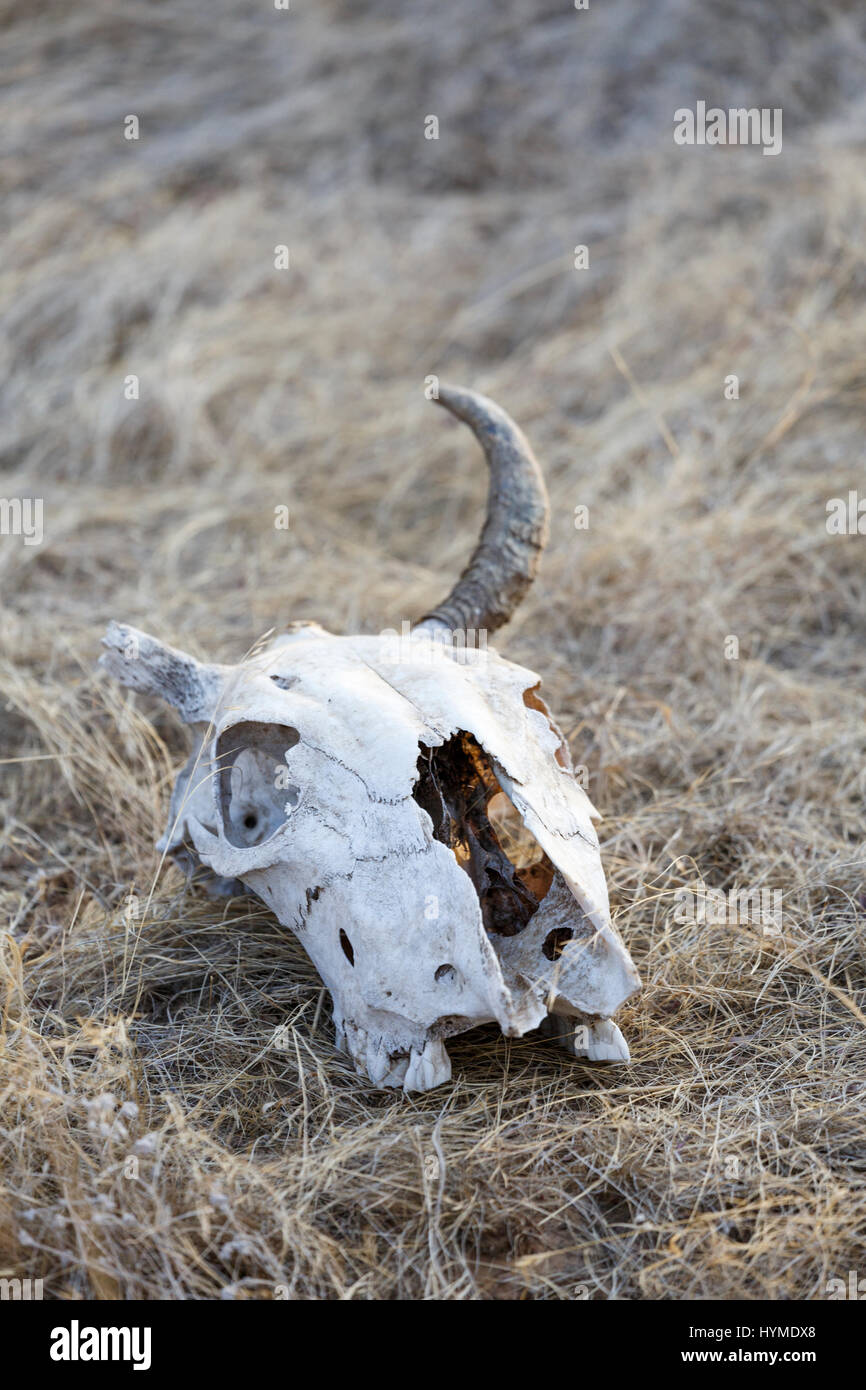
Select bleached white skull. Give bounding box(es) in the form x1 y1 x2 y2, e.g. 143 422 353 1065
100 386 640 1091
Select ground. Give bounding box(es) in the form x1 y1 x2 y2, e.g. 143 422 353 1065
1 0 865 1299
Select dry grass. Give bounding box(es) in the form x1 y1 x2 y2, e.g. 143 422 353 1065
2 0 866 1300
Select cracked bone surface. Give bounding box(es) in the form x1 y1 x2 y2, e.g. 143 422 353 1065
99 385 640 1091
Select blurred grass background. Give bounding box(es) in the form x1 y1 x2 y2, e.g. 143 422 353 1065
1 0 865 1299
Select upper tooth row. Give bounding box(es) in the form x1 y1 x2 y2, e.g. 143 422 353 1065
337 1021 452 1091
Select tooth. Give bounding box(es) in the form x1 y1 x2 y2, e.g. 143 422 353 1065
403 1038 451 1093
343 1023 368 1076
366 1037 391 1086
382 1052 410 1088
582 1019 630 1063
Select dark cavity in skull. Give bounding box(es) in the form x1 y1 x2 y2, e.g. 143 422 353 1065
413 732 554 936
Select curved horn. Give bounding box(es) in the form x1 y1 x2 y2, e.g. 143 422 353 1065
415 384 550 635
100 622 224 724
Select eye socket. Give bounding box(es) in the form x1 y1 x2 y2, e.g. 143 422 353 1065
215 721 301 849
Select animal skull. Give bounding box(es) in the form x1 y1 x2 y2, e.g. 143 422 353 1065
100 385 640 1091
